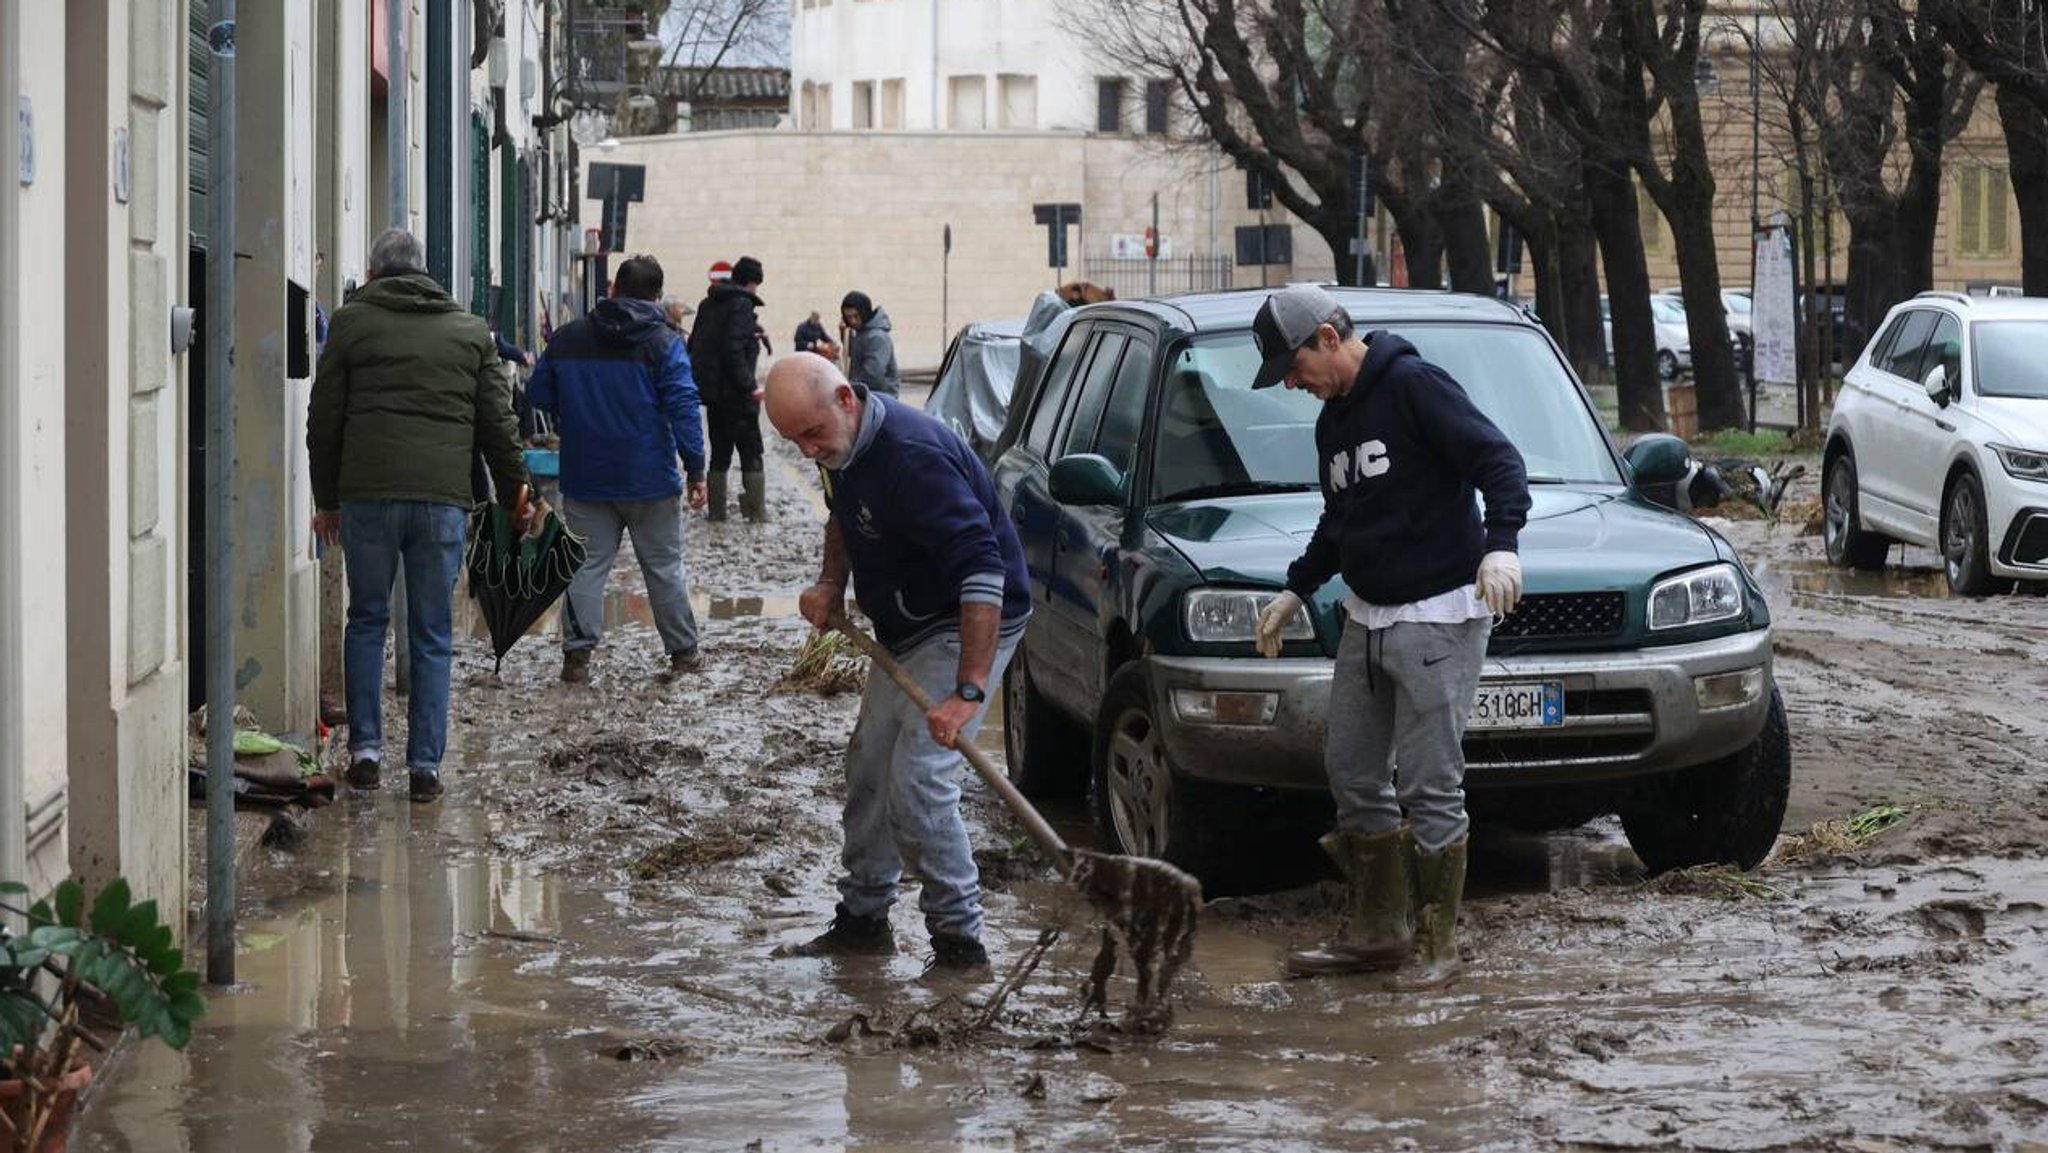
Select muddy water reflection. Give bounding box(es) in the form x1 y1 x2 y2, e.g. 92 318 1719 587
1752 558 1953 600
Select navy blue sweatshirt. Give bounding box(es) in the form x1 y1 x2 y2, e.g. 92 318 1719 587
822 391 1032 654
1284 332 1530 607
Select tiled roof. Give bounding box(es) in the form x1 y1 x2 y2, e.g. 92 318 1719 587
661 66 791 102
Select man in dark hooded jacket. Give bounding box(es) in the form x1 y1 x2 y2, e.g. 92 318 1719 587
689 255 770 522
530 255 710 684
840 291 901 397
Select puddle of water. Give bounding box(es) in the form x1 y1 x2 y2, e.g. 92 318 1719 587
1752 558 1952 600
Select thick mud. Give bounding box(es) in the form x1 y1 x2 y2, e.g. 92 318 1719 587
76 453 2048 1151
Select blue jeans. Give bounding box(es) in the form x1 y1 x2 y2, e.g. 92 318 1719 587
341 500 468 771
837 628 1019 941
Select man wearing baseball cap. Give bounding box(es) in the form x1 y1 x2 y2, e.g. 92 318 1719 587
1250 284 1530 987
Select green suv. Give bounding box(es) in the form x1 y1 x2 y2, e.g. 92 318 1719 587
987 287 1788 887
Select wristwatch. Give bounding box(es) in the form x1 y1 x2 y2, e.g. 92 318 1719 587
956 681 986 704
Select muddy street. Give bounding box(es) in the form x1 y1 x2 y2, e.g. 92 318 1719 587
76 450 2048 1152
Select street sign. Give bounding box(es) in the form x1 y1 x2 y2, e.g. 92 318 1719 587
1234 224 1291 266
1246 169 1272 210
586 162 645 253
1032 202 1082 269
1110 232 1172 260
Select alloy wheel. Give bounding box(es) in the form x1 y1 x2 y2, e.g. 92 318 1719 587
1103 706 1173 859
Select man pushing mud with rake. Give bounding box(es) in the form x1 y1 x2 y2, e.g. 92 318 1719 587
763 355 1201 1026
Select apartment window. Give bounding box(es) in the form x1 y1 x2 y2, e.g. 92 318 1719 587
1097 78 1125 133
812 83 832 129
1956 163 2011 259
881 79 905 129
948 75 986 130
852 81 875 130
998 74 1038 129
1144 80 1170 134
800 81 817 130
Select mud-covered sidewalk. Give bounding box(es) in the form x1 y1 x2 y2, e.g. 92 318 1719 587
76 447 2048 1152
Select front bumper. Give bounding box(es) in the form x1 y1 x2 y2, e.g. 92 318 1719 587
1146 627 1775 792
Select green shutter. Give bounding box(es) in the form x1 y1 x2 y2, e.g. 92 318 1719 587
189 0 211 230
1958 165 1983 258
471 112 491 318
1986 166 2009 256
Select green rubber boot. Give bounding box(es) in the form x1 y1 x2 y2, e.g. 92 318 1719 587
1395 836 1468 990
1286 828 1414 976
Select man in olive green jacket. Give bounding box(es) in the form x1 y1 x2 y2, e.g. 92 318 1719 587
308 228 531 803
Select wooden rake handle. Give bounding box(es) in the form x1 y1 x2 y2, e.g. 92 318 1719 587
826 611 1074 871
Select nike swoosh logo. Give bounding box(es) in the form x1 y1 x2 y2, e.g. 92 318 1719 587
1422 654 1450 667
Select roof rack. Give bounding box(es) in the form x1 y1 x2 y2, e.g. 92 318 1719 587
1915 290 1972 306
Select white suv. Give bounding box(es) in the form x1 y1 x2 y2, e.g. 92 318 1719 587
1823 292 2048 595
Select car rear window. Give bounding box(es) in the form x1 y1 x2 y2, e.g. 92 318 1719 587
1150 323 1621 502
1972 320 2048 399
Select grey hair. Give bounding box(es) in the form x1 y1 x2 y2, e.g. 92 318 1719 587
368 228 426 277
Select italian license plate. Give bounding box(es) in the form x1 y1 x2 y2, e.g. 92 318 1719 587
1468 681 1565 730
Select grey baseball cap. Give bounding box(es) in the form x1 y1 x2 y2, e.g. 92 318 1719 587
1250 284 1345 388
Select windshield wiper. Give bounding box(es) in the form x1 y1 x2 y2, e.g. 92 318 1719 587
1526 475 1572 484
1159 480 1319 502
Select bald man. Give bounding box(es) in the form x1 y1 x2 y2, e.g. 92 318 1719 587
764 356 1032 972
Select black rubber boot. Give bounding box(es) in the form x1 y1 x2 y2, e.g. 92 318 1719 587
740 470 768 523
1286 828 1414 976
346 758 381 791
706 474 729 522
408 768 444 803
774 904 895 958
1394 836 1468 991
927 932 990 972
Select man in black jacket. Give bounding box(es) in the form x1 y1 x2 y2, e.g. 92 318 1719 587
1248 284 1530 987
689 255 770 522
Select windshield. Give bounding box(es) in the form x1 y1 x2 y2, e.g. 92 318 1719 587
1723 293 1752 316
1650 297 1687 324
1150 323 1622 501
1972 321 2048 400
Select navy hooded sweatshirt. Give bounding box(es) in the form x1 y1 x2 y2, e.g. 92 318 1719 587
1284 332 1530 607
528 297 707 502
821 390 1031 655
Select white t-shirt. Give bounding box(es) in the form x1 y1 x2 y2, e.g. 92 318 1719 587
1345 584 1492 630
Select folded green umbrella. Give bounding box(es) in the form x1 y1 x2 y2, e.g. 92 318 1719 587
465 501 586 673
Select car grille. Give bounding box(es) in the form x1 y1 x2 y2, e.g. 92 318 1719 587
1493 592 1626 640
1464 689 1656 769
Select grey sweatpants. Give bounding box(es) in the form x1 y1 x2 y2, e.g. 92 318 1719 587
1325 616 1491 851
560 493 700 657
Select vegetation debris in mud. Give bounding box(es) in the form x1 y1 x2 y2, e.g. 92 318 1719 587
545 737 702 783
1772 803 1914 864
630 826 758 877
777 630 868 695
1639 863 1790 901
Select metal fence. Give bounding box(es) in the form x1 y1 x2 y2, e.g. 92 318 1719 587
1080 253 1234 300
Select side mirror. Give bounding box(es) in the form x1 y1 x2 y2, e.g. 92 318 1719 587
1049 453 1124 506
1923 364 1951 407
1623 433 1690 488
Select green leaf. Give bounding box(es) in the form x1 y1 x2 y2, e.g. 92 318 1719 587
161 1014 192 1050
89 877 133 936
27 898 52 925
27 925 83 953
117 898 162 948
8 946 48 970
168 990 207 1023
162 967 199 997
0 882 27 895
53 881 83 927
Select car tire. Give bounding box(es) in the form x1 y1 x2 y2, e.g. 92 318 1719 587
1621 688 1790 874
1090 664 1229 889
1941 472 1995 597
1001 644 1090 798
1822 451 1891 571
1657 350 1680 382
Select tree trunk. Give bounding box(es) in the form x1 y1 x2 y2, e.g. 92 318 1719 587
1435 182 1496 295
1999 85 2048 295
1524 221 1568 353
1556 207 1608 382
1394 210 1446 289
1843 206 1904 372
1585 157 1665 430
1654 144 1742 430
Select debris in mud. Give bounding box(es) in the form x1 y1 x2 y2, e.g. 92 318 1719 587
1068 849 1202 1033
607 1036 697 1062
630 826 758 877
545 736 703 783
762 872 798 897
778 630 867 695
1772 804 1914 865
1639 863 1789 901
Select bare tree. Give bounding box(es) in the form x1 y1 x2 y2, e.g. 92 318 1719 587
1929 0 2048 292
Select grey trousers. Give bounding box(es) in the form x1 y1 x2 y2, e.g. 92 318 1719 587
1325 615 1491 851
560 493 700 656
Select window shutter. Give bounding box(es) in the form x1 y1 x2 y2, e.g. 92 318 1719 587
1986 166 2009 256
1958 165 1983 257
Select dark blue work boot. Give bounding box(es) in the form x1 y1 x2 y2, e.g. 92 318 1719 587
774 904 895 958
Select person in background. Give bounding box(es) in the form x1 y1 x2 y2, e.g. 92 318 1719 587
528 254 711 684
840 291 901 397
662 295 693 337
309 228 532 804
689 255 770 523
795 310 834 357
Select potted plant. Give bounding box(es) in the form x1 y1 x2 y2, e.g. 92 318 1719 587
0 878 205 1153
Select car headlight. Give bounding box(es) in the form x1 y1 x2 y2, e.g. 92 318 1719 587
1183 588 1315 644
1648 563 1745 631
1990 444 2048 481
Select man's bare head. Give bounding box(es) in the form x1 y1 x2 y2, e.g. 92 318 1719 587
765 355 863 469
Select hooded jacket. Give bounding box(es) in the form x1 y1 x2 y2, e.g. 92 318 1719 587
688 281 764 407
1284 332 1530 607
847 308 902 397
308 272 527 510
528 296 707 503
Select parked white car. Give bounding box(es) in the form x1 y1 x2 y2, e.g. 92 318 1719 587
1823 292 2048 595
1601 295 1693 380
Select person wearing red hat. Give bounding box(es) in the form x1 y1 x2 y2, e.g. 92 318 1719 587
688 256 769 521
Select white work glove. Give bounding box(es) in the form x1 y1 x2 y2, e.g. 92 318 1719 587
1255 591 1304 659
1476 551 1524 620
